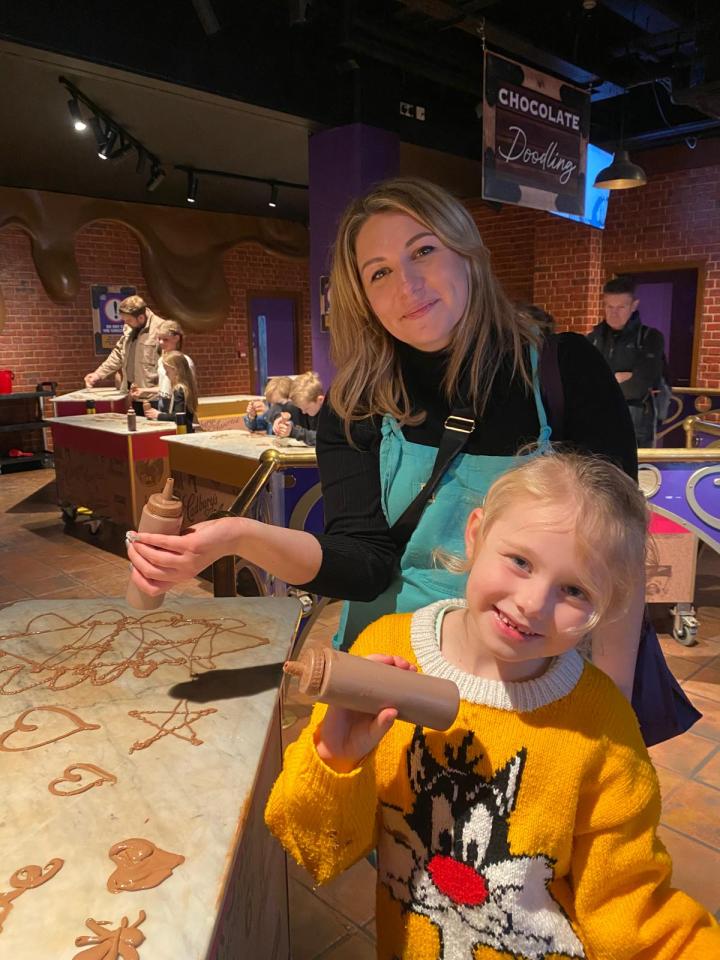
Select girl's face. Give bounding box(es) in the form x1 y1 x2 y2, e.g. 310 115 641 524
462 499 596 676
354 211 469 352
159 333 180 352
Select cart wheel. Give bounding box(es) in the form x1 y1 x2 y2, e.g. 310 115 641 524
673 618 698 647
62 506 77 524
88 519 102 535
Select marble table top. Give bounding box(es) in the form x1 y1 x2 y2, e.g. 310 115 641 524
0 596 300 959
50 414 174 436
163 430 310 461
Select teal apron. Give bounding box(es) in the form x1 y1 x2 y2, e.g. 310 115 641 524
333 345 552 650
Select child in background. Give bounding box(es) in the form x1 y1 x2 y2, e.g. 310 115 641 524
144 351 198 433
243 375 293 433
273 370 324 445
266 453 718 960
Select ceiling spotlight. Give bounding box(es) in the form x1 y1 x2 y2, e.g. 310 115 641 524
186 171 198 204
593 149 647 190
268 183 278 208
146 165 166 192
67 97 87 132
98 127 117 160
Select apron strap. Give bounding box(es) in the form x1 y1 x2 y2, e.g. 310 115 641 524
389 408 475 549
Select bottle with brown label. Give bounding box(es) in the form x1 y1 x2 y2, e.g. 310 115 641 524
283 647 460 731
126 478 184 610
127 409 137 432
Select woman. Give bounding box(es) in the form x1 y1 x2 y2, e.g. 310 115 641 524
127 178 642 696
130 319 195 412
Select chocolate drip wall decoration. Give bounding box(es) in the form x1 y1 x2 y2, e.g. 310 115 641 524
0 186 308 333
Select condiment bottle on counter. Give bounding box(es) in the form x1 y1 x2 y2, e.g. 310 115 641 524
283 647 460 731
126 478 183 611
175 412 188 434
127 409 137 431
85 397 96 415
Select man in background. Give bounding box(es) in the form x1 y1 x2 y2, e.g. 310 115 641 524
587 277 666 447
84 295 164 407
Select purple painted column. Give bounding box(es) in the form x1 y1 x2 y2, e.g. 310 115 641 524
309 124 400 389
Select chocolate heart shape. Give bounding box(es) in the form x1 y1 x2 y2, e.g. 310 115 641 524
49 763 117 796
0 706 100 752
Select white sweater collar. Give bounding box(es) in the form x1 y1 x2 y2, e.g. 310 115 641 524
410 599 584 712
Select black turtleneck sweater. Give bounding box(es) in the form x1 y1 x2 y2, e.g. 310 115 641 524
299 332 637 602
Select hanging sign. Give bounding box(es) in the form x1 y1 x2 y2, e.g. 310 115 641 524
482 51 590 215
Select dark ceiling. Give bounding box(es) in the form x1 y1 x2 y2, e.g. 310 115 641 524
1 0 719 220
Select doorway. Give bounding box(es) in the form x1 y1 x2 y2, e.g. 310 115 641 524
617 267 700 387
248 293 301 394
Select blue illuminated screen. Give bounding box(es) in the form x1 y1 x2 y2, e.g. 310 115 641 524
554 143 612 230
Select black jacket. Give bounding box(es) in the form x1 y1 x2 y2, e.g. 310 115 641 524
587 312 665 404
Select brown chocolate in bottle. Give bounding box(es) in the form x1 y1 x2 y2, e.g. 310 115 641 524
284 648 459 731
126 478 183 610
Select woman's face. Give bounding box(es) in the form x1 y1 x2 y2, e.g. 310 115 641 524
354 211 469 352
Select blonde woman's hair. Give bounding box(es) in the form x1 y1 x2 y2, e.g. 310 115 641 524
328 177 540 436
264 376 293 403
289 371 324 405
441 452 649 629
163 351 198 416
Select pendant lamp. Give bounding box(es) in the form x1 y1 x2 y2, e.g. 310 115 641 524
593 149 647 190
594 90 647 190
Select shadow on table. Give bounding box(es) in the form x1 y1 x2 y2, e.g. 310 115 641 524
170 662 285 702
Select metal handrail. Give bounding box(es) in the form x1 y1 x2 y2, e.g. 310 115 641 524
682 415 720 449
210 446 318 596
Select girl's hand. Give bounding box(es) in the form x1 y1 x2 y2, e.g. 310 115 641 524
144 406 159 420
313 655 417 773
273 412 293 438
129 384 141 399
126 517 241 595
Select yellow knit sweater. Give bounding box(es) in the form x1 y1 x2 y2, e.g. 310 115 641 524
266 600 719 960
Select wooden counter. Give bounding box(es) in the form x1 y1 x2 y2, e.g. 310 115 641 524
50 414 175 528
0 596 300 960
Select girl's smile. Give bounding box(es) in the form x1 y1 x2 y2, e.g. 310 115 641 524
442 499 595 682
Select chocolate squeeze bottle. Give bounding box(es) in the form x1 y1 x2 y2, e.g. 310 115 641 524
85 397 96 415
125 478 183 611
283 648 460 730
127 409 137 431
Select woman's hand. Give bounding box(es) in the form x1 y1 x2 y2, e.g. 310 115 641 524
129 384 141 399
273 412 293 438
313 655 417 773
126 517 242 595
143 402 159 420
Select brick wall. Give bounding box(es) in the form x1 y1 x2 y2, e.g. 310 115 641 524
468 164 720 389
0 220 311 396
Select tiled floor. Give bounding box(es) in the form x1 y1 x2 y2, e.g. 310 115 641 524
1 469 719 958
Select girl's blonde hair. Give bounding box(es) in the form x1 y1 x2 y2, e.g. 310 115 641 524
264 376 293 404
443 453 648 629
328 177 540 435
290 371 324 405
163 351 198 416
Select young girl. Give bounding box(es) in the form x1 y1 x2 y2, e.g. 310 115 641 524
266 453 718 960
144 350 198 432
243 375 293 433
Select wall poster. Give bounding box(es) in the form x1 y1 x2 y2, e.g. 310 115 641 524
482 51 590 215
91 285 136 355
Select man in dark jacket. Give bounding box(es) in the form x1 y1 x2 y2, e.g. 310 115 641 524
587 277 665 447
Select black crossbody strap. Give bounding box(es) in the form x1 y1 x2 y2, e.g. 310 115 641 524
389 409 475 549
538 333 565 440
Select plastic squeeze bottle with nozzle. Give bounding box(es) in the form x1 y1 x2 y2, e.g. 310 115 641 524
126 478 183 611
283 647 460 731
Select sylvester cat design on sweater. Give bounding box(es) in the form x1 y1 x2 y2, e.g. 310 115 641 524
378 729 585 960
